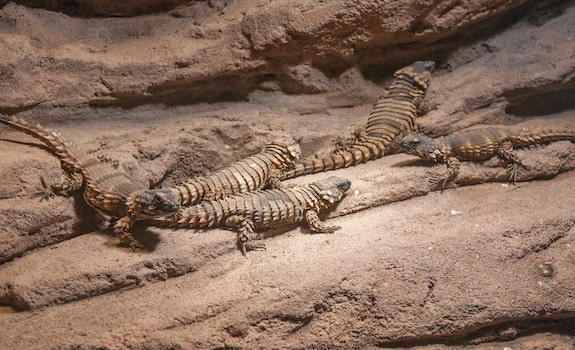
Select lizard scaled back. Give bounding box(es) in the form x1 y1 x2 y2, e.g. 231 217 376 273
150 175 351 255
0 115 181 245
280 60 435 180
399 126 575 187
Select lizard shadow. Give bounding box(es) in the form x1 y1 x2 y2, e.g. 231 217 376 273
98 224 162 252
130 224 162 251
0 138 54 154
389 157 436 168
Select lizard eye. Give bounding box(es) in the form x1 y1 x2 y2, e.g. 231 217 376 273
400 137 420 149
337 182 350 192
154 195 164 206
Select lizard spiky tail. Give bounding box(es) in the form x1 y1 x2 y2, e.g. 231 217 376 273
511 128 575 146
0 115 83 173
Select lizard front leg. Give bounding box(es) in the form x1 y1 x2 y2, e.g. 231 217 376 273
497 140 522 184
224 215 265 256
113 216 143 249
305 210 341 233
432 156 460 190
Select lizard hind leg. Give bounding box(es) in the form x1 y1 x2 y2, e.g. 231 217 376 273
224 215 265 256
332 127 365 153
51 172 84 195
266 168 283 190
33 172 84 201
34 176 56 201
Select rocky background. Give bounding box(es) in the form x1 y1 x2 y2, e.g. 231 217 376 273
0 0 574 349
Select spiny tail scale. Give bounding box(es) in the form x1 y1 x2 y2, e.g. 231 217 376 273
0 116 84 174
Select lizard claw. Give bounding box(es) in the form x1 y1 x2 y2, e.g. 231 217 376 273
238 232 266 256
116 231 144 250
33 176 56 202
113 217 144 249
429 173 450 190
507 162 521 184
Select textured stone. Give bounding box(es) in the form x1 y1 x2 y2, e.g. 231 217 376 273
0 1 574 349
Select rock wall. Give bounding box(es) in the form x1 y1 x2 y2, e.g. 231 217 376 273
0 0 554 112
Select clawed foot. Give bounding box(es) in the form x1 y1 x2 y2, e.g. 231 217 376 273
507 162 521 184
116 231 145 250
238 233 266 256
332 137 352 152
113 217 144 250
429 173 451 191
33 176 56 201
96 154 120 169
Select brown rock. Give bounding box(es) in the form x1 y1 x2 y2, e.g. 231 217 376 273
0 0 574 349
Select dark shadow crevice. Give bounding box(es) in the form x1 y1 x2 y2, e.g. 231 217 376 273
504 80 575 117
377 313 575 348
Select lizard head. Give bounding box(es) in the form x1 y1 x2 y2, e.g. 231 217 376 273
399 134 440 161
313 176 351 208
127 189 181 219
267 135 302 167
394 61 435 91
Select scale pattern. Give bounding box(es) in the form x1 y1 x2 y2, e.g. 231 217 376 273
132 137 301 223
173 137 300 204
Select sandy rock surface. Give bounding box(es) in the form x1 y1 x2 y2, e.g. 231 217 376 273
0 1 574 349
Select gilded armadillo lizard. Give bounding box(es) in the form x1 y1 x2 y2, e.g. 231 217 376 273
0 115 181 245
135 136 301 211
280 60 435 180
150 176 351 255
399 126 575 188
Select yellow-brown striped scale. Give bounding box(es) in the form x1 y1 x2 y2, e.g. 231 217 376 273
399 126 575 188
0 115 181 246
279 60 435 180
150 176 351 255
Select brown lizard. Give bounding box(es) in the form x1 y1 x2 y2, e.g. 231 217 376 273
279 60 435 180
399 126 575 188
134 136 300 210
0 115 181 245
150 175 351 255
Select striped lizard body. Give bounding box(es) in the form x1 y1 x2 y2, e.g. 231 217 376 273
175 136 300 204
280 60 435 180
399 126 575 188
134 137 301 217
150 176 351 255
